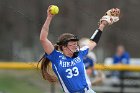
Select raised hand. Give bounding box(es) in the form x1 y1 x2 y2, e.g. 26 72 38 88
100 8 120 25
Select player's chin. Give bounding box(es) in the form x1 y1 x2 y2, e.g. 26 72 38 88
73 49 77 52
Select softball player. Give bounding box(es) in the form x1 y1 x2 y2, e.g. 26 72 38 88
39 5 120 93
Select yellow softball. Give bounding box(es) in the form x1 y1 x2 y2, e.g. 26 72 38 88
50 5 59 15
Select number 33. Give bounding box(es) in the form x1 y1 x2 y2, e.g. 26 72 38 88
66 67 79 78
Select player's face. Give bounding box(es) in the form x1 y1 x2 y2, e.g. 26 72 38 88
67 41 78 53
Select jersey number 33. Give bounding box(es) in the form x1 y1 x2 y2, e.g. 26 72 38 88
66 67 79 78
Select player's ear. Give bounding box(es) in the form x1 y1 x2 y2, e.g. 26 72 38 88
62 46 67 50
60 46 66 51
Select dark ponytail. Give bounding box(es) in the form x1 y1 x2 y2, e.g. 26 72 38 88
37 45 59 83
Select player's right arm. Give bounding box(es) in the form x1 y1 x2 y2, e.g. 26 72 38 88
40 6 54 55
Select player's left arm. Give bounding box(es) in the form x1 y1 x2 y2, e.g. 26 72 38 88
88 8 120 51
88 21 108 50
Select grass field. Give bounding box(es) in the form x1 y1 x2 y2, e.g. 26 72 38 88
0 70 62 93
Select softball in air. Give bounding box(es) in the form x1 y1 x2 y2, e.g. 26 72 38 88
50 5 59 15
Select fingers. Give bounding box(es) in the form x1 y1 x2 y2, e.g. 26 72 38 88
110 8 120 17
105 8 120 17
47 5 54 16
47 5 52 14
115 8 120 16
100 8 120 25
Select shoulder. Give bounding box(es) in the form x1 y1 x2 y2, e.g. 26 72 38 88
80 46 89 51
45 49 62 56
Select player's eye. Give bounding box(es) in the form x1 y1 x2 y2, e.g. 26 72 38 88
68 42 78 47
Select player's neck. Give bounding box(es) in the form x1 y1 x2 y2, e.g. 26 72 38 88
63 50 73 58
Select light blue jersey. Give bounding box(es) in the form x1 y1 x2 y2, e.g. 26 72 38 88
45 46 90 93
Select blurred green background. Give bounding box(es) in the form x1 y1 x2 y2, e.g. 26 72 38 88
0 70 62 93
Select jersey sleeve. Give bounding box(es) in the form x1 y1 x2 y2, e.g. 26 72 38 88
44 49 61 64
79 46 89 57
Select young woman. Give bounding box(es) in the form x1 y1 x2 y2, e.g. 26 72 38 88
39 5 120 93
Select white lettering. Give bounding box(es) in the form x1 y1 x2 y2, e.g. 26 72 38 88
59 57 81 67
67 62 71 67
71 61 76 66
63 62 67 67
